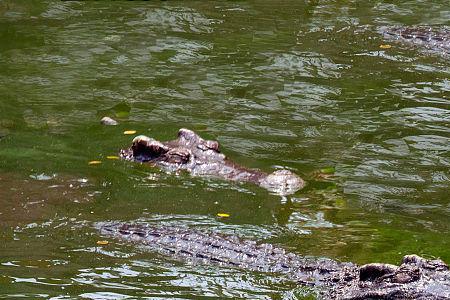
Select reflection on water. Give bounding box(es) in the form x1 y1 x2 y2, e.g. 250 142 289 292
0 0 449 298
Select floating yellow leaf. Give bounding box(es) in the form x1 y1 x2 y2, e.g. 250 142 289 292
217 213 230 218
106 155 120 160
88 160 102 165
123 130 137 135
96 240 109 245
379 44 392 49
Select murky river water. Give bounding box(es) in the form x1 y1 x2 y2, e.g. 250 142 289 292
0 1 449 299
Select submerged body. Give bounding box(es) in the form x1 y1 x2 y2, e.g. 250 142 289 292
120 128 304 195
99 222 450 299
380 26 450 56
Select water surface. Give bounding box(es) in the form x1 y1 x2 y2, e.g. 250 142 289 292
0 1 449 299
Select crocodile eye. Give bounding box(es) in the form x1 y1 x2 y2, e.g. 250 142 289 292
178 128 200 142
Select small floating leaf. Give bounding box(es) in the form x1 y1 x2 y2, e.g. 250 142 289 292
320 167 335 174
106 155 120 160
88 160 102 165
96 240 109 245
123 130 137 135
217 213 230 218
379 44 392 49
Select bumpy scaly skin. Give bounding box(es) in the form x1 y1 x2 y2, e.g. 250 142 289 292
120 128 304 195
99 222 450 300
330 255 450 299
380 26 450 56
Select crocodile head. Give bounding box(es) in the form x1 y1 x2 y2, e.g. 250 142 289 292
119 128 224 167
120 128 304 195
331 254 450 299
380 26 450 56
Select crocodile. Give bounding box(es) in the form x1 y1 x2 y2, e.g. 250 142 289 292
98 222 450 299
119 128 304 195
380 26 450 56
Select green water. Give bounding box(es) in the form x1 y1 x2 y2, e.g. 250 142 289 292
0 1 449 299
